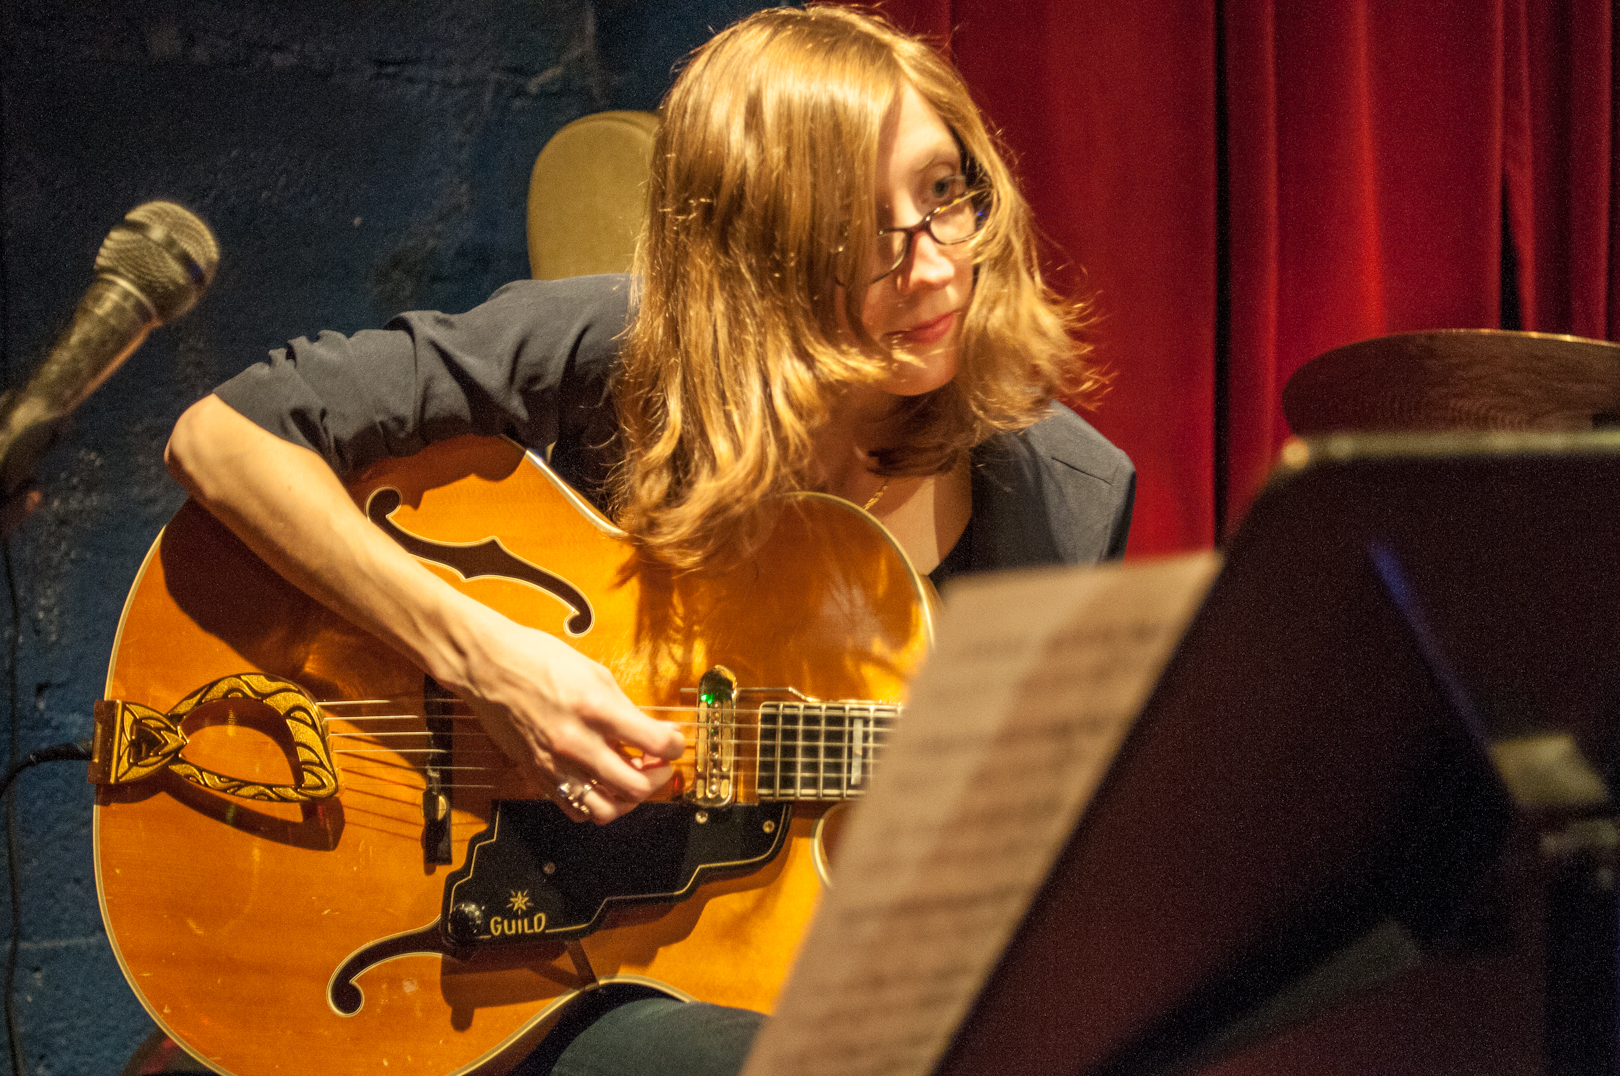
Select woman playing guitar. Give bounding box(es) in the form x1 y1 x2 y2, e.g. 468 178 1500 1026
160 6 1133 1073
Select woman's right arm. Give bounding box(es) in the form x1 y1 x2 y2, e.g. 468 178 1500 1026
165 393 686 823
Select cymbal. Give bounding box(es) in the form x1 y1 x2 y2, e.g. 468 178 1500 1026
1282 329 1620 436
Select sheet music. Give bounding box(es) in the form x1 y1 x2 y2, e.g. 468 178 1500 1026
740 551 1221 1076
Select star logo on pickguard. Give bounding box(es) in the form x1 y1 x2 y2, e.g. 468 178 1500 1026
507 890 531 913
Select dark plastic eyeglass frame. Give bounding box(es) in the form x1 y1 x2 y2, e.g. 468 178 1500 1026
869 192 988 282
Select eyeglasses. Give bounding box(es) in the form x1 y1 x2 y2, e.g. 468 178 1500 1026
869 189 986 282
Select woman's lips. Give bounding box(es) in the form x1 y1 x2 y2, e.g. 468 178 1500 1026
892 310 957 347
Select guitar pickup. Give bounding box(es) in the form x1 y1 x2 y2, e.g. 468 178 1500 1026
690 666 738 808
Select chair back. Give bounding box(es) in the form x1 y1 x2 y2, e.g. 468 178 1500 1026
527 110 659 280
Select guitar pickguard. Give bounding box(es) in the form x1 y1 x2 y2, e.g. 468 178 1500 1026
442 800 792 944
327 801 791 1015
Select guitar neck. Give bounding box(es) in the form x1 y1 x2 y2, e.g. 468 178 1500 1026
754 701 898 802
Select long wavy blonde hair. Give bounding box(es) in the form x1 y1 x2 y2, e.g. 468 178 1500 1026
611 4 1101 569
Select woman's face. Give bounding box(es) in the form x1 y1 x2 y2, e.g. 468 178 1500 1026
858 83 976 397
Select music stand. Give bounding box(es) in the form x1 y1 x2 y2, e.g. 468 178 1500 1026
935 430 1620 1076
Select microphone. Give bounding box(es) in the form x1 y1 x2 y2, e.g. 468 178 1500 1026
0 201 219 499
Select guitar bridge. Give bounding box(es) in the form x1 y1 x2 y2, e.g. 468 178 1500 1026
421 678 456 866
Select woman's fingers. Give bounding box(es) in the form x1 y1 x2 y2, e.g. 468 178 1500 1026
458 618 687 824
548 759 674 824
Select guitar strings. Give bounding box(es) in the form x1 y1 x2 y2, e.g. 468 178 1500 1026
318 699 904 711
321 699 896 793
329 740 896 758
329 732 895 778
327 733 896 751
322 707 903 722
325 723 897 739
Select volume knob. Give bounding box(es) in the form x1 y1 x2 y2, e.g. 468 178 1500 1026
445 901 485 945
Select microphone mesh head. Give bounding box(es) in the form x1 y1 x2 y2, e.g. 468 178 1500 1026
95 201 221 324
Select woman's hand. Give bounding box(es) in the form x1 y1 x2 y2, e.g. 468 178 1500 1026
442 602 687 822
167 394 684 825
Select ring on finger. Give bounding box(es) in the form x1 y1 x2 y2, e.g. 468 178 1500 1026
556 777 597 817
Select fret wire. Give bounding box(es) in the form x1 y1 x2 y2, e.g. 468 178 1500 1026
866 704 874 794
847 704 857 798
774 702 788 801
864 704 872 790
873 716 884 788
805 701 814 799
798 702 810 799
794 705 802 796
855 706 868 797
776 702 787 799
850 708 862 796
761 702 776 799
812 701 821 800
850 706 859 797
824 703 836 799
811 702 821 800
844 709 854 797
869 703 880 790
772 702 785 800
853 705 862 796
788 702 801 800
835 703 845 798
803 702 815 800
837 704 843 798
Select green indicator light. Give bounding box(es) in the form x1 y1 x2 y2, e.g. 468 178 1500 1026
700 693 715 705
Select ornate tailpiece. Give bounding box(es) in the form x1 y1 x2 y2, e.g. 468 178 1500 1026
90 673 338 803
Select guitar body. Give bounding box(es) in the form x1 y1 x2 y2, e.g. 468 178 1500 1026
95 435 931 1076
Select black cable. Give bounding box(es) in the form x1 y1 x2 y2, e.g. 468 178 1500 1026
0 742 91 805
0 729 91 1076
0 10 19 1074
3 540 22 1076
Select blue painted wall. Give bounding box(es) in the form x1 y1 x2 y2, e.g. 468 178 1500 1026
0 1 778 1071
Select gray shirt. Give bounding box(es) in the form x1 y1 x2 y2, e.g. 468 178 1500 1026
215 274 1135 583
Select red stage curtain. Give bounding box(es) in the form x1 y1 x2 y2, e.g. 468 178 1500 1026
876 0 1219 554
862 0 1619 555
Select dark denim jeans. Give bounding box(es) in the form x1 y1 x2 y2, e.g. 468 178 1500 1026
513 988 765 1076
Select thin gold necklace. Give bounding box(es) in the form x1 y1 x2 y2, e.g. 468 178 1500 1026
862 478 890 512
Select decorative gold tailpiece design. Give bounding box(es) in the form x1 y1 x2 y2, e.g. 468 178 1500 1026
89 673 339 802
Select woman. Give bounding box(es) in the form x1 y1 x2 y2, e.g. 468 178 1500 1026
165 5 1132 1072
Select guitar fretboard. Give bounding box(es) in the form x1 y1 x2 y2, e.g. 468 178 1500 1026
755 702 898 801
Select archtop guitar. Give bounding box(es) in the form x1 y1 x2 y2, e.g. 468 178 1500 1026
93 435 931 1075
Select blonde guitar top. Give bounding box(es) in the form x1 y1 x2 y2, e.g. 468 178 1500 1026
95 435 931 1076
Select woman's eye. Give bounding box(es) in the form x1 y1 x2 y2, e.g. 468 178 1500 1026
928 174 966 204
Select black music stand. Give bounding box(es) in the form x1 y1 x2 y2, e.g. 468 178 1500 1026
935 431 1620 1076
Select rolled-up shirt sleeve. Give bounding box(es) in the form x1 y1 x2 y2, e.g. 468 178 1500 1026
213 274 635 479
